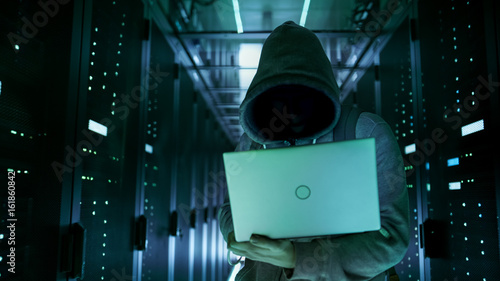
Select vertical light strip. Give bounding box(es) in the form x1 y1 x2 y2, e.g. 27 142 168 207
189 228 195 281
299 0 311 26
202 224 208 281
232 0 243 33
211 220 217 281
228 262 243 281
168 236 176 281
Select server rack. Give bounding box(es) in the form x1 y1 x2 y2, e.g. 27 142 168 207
0 1 234 281
379 14 421 281
356 0 500 280
0 0 78 279
418 0 500 279
3 0 500 280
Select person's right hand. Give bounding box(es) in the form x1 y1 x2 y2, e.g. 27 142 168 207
227 231 296 269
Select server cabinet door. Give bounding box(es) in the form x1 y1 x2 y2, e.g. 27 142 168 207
70 0 145 280
0 1 75 280
140 20 176 281
418 0 500 280
378 15 421 281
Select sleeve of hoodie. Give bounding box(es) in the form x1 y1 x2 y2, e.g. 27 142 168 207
218 133 254 243
288 112 410 280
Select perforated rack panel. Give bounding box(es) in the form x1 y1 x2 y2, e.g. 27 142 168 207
0 1 234 281
140 21 175 281
75 0 146 280
140 19 233 281
379 15 421 281
418 0 500 279
357 0 500 280
0 1 75 280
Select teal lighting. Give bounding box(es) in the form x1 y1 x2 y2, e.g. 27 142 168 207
461 119 484 136
88 119 108 136
449 181 461 190
447 157 459 167
232 0 243 33
299 0 311 26
228 257 244 281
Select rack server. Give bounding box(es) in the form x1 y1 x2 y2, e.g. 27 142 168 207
1 0 499 280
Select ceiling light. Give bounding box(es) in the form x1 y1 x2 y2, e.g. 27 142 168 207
232 0 243 33
238 44 262 68
299 0 311 27
238 44 262 102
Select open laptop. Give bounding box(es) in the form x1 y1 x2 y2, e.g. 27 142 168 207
222 138 380 242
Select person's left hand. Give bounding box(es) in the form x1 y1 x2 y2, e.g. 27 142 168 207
227 232 296 269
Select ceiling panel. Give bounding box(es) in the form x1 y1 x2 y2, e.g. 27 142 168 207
166 0 404 144
184 0 366 32
239 0 304 31
306 0 357 30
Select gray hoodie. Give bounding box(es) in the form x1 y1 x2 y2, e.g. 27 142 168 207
218 21 410 281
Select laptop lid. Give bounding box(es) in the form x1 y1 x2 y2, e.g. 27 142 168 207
223 138 380 242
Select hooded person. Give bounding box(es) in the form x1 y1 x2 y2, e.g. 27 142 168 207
218 21 410 281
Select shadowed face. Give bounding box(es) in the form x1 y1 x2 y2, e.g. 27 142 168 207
252 85 335 141
269 92 315 134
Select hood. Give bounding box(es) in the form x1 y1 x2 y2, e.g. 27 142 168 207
239 21 342 145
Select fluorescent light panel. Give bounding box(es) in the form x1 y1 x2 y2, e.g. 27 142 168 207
238 44 262 68
88 119 108 136
232 0 243 33
461 119 484 136
299 0 311 26
192 72 200 82
238 43 262 102
192 55 201 65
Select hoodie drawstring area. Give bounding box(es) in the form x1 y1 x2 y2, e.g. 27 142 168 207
262 138 317 149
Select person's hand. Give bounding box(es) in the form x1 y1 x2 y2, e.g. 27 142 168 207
227 232 296 269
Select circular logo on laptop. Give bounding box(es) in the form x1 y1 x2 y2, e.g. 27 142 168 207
295 185 311 200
